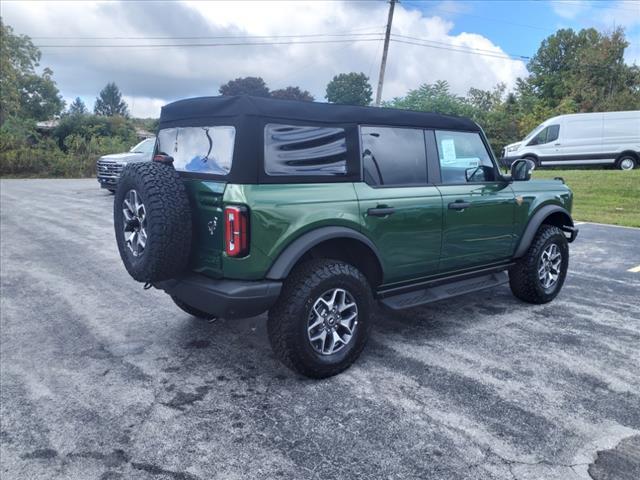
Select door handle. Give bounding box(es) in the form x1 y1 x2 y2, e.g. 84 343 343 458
367 206 395 217
554 143 561 146
448 200 471 211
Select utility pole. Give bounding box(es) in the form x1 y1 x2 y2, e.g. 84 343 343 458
375 0 396 106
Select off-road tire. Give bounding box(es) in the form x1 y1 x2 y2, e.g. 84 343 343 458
509 224 569 304
267 259 373 379
171 296 216 320
114 162 192 283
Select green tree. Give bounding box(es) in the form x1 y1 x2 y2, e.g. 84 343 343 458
270 86 314 101
219 76 270 97
94 82 129 117
54 114 136 151
386 80 473 116
522 27 640 111
325 72 373 106
0 19 64 124
67 97 87 116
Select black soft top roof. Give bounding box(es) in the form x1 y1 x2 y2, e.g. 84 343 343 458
159 95 480 131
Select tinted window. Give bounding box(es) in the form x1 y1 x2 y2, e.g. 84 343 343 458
361 126 427 186
435 130 495 184
264 124 347 176
528 124 560 145
157 126 235 174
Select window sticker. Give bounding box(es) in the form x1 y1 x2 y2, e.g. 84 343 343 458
441 138 457 164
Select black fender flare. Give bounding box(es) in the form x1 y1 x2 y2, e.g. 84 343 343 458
265 226 383 280
514 205 573 258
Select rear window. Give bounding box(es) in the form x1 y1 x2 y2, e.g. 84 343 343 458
157 126 235 174
264 123 348 176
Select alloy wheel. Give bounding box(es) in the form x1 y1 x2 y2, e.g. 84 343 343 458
538 243 562 290
122 189 147 257
307 288 358 355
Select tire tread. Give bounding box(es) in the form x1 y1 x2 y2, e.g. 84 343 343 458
509 224 568 304
267 259 372 378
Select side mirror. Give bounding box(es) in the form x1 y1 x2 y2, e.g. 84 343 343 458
510 159 535 181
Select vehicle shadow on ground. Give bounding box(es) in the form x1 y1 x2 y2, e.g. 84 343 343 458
158 285 523 383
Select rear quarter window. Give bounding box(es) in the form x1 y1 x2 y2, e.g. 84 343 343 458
157 126 235 174
264 124 348 176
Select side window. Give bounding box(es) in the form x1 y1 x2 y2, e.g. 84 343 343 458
435 130 495 184
528 126 549 146
360 126 427 186
264 124 347 176
528 124 560 145
546 124 560 143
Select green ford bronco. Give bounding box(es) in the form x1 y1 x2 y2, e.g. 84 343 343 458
114 95 578 378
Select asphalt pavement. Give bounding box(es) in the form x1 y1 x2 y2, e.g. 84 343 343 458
1 178 639 480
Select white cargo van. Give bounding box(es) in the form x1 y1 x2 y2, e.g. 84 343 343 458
501 111 640 170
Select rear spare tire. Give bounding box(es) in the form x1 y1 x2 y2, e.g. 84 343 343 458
114 162 192 283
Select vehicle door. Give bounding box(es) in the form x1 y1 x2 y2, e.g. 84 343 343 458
526 123 561 165
431 129 516 272
354 126 443 285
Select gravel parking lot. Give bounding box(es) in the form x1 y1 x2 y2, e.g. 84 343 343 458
1 178 639 480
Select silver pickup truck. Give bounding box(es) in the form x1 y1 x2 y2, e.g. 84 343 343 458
97 137 155 192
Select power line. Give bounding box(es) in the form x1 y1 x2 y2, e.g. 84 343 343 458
392 33 530 59
390 38 527 61
34 37 385 49
29 30 385 41
33 35 529 63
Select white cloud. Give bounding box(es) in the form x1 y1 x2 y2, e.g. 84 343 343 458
122 96 166 118
550 0 589 19
3 0 528 117
552 0 640 30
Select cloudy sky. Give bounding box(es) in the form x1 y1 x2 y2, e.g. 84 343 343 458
3 0 639 117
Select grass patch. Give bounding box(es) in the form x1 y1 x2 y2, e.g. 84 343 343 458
533 169 640 228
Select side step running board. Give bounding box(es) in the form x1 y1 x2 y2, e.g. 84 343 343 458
380 271 509 311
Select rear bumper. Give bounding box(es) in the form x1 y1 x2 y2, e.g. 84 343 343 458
155 274 282 319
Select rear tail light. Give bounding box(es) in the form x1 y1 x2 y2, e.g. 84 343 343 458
224 205 249 257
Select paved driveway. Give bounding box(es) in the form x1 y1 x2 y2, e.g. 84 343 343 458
1 179 639 480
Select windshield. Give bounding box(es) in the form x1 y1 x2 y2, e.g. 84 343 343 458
129 138 156 154
156 126 235 174
523 124 544 142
